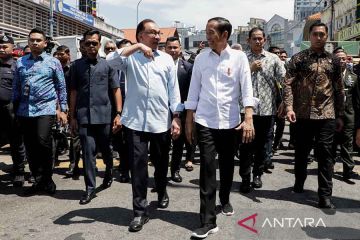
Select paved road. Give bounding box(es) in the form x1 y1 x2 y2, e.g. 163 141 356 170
0 129 359 240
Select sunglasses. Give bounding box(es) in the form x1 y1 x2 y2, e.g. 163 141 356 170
105 47 115 51
85 41 99 47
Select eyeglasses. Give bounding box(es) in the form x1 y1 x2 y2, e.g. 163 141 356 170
85 41 99 47
105 47 115 51
142 30 163 37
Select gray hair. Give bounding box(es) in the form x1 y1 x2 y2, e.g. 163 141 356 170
231 43 242 51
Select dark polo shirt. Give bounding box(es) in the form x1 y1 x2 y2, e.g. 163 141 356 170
70 56 119 125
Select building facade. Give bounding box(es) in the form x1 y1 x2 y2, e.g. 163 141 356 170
320 0 359 41
294 0 324 22
0 0 123 39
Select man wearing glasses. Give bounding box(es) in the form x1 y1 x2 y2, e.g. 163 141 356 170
69 29 122 205
107 19 182 232
104 40 117 56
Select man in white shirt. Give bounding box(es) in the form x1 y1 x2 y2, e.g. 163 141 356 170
185 17 255 239
107 19 183 232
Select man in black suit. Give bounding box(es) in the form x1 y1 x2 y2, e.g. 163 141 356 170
69 30 122 205
165 37 195 182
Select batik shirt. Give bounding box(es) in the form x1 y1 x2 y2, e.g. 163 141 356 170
12 52 67 117
245 50 286 116
283 48 344 119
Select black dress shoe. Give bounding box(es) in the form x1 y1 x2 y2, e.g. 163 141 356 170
343 171 359 180
171 170 182 183
101 169 113 189
267 162 275 169
79 191 96 205
318 198 336 209
119 171 130 183
43 180 56 195
128 215 149 232
252 175 262 188
240 176 251 193
13 174 25 187
293 181 304 193
24 182 43 196
158 192 169 209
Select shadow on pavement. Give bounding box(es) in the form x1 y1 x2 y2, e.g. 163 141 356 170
303 226 360 239
239 187 360 212
53 206 198 231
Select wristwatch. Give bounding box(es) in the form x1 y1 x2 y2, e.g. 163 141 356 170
116 111 122 116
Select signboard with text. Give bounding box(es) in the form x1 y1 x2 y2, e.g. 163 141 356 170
335 22 360 41
55 0 94 26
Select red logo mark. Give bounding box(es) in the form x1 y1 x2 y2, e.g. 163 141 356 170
238 213 258 234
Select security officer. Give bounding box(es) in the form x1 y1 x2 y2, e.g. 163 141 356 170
0 34 26 186
332 49 358 181
69 29 122 205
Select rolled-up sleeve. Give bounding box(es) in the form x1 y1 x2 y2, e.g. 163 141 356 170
239 54 254 108
167 62 183 112
54 59 67 112
185 57 201 110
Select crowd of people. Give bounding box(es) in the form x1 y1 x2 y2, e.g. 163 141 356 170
0 16 359 239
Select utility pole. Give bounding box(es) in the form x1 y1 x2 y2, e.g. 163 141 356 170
49 0 54 38
330 0 335 41
137 0 143 26
357 0 360 23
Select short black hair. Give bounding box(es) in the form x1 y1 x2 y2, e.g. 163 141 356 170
83 29 101 42
333 46 344 54
309 22 328 33
280 49 287 54
117 39 132 48
268 46 280 53
249 27 265 38
23 45 30 51
28 28 46 39
56 45 70 54
136 19 156 42
207 17 232 40
166 36 180 45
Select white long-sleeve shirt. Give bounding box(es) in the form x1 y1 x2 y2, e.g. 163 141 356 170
185 45 254 129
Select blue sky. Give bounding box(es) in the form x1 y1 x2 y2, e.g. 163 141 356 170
66 0 294 30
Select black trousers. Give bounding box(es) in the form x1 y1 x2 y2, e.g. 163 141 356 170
69 135 81 171
0 102 26 175
19 115 54 183
196 123 238 225
332 115 355 175
79 124 113 192
295 119 336 199
239 115 275 177
273 117 286 150
171 114 196 173
125 127 171 217
113 129 129 173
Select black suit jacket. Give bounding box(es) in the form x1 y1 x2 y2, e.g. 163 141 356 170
177 59 193 104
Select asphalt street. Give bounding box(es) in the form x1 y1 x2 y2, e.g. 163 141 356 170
0 127 359 240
